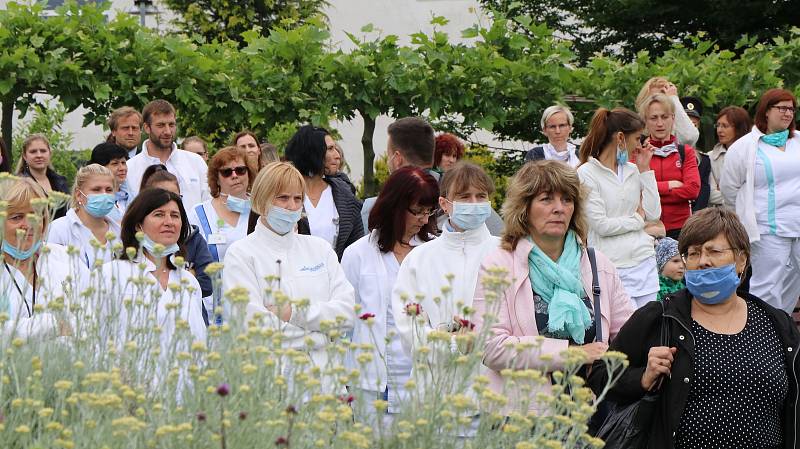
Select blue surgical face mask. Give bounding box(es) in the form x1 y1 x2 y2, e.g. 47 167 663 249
685 263 740 305
140 233 179 257
762 129 789 147
616 142 629 166
225 194 251 214
2 239 42 261
449 201 492 231
266 206 301 235
81 191 116 218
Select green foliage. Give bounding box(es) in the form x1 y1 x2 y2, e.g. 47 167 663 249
162 0 329 46
11 99 88 186
480 0 800 62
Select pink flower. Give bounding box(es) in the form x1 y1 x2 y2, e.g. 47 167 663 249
275 436 289 446
359 312 375 321
404 303 422 317
338 394 355 404
458 318 475 331
216 383 230 397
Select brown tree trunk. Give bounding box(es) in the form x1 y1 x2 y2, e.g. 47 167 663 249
360 111 376 197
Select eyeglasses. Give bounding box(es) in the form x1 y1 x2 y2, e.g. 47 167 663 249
546 124 571 131
772 105 796 115
219 166 248 178
714 123 731 129
681 246 737 265
407 207 436 219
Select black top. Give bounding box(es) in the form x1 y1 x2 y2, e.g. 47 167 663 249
587 289 800 449
532 289 595 344
20 167 70 219
676 299 787 449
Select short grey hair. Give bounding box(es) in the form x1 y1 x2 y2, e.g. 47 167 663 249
540 105 575 130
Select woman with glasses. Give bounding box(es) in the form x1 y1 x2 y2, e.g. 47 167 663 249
285 125 363 260
187 147 256 264
721 88 800 313
588 207 799 449
708 107 752 207
524 105 580 168
341 166 438 427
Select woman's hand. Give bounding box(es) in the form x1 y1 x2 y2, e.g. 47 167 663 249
580 341 609 364
267 302 292 322
667 180 684 190
634 142 655 173
664 83 678 97
641 346 678 391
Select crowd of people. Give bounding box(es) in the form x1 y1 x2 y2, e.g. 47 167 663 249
1 79 799 447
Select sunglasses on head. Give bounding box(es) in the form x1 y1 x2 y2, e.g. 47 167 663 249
219 166 248 178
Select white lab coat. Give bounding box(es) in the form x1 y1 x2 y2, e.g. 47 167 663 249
126 141 210 211
46 208 121 268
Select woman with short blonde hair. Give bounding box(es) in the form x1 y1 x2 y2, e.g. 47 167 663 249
636 77 699 147
47 164 121 268
223 161 354 393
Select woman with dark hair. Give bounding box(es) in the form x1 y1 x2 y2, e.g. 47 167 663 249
341 166 438 426
433 133 465 174
285 125 363 260
578 108 661 309
140 168 214 325
708 106 752 207
15 134 70 219
588 207 799 449
232 130 263 169
721 88 800 313
99 188 206 361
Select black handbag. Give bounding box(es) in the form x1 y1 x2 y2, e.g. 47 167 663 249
595 301 670 449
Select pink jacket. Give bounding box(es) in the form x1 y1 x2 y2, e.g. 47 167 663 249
473 238 634 413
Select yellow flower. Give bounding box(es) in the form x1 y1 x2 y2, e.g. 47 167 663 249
39 407 54 418
15 425 31 433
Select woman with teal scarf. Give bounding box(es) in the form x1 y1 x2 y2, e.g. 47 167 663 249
720 88 800 314
473 160 635 415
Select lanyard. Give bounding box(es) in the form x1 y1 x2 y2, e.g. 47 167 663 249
4 262 37 318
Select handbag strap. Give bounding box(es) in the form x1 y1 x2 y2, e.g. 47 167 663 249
651 299 672 392
587 247 603 342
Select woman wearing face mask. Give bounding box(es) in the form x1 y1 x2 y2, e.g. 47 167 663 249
578 108 661 309
708 106 751 207
340 166 439 425
141 168 215 325
187 147 256 264
47 164 121 268
391 162 499 355
99 188 206 386
0 178 89 339
15 134 70 219
472 161 635 416
721 88 800 314
588 207 800 449
222 162 355 393
638 94 701 240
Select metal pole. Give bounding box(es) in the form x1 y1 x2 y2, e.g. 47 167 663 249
139 1 146 27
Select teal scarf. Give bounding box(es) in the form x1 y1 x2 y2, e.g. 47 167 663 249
762 130 789 147
527 231 591 344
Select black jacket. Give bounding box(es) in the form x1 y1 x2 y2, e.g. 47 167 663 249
588 289 800 449
325 175 364 261
20 167 70 219
691 152 712 212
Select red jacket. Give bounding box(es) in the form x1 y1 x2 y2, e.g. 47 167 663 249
649 136 701 231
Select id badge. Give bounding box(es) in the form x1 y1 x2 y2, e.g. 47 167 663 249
208 233 227 245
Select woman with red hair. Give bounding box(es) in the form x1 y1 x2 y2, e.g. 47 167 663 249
433 133 465 174
341 166 438 429
721 88 800 313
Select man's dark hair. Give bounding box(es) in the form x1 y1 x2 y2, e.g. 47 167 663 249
387 117 435 167
142 99 176 125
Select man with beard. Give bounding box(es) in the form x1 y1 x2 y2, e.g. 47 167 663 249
126 99 210 210
107 107 144 159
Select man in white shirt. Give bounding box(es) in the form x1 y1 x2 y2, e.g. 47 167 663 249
125 99 210 210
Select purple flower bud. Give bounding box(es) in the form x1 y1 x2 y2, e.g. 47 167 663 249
196 412 207 422
216 383 230 397
238 411 248 421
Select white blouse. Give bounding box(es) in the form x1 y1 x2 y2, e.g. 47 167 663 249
47 208 122 268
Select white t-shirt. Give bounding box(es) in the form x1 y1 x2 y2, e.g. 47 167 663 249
754 138 800 237
126 141 210 211
46 209 121 268
304 186 339 248
187 200 249 263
